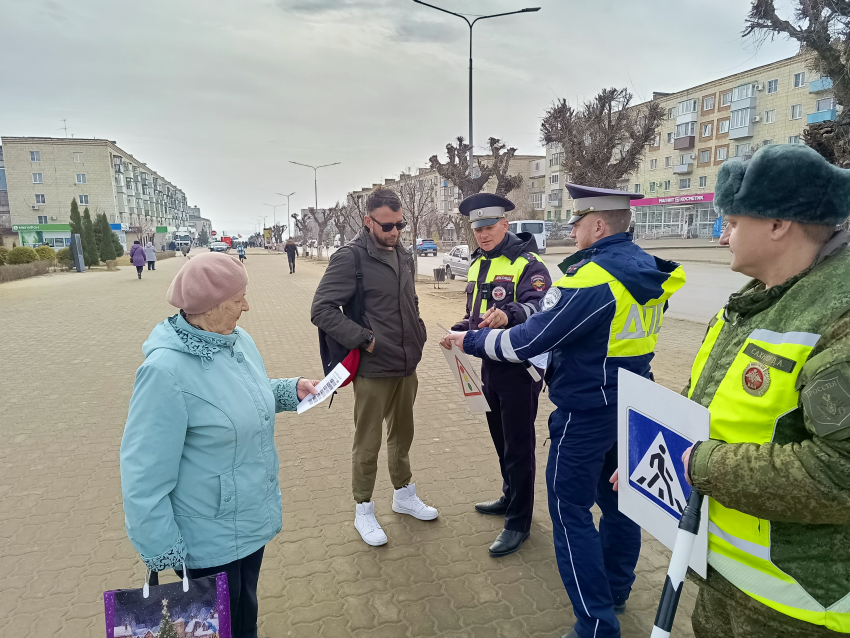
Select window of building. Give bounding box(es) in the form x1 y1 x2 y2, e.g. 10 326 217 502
649 182 656 192
701 123 712 137
549 173 559 184
699 149 711 163
765 109 776 123
789 135 801 144
794 71 806 88
678 99 698 116
32 173 43 183
675 121 696 138
650 158 657 170
703 95 715 111
35 194 46 204
791 104 802 120
668 107 676 119
634 184 641 194
679 178 691 189
79 195 89 205
76 173 87 184
731 108 750 129
763 139 773 146
554 210 562 220
767 79 778 94
731 84 754 101
816 97 835 112
718 119 730 134
717 147 728 161
549 152 563 167
663 180 671 191
667 132 674 144
680 153 693 165
665 156 672 167
736 143 752 157
720 91 732 106
699 176 708 188
30 151 40 162
37 215 47 224
74 152 83 163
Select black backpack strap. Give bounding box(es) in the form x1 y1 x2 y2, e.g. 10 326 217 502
352 246 365 322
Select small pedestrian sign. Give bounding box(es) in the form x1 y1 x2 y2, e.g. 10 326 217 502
617 369 710 577
628 420 691 519
456 356 482 396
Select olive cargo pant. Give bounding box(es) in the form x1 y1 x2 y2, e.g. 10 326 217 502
352 373 418 503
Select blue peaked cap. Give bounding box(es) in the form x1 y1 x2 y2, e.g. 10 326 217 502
459 193 515 228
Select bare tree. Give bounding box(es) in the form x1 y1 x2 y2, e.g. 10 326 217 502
541 88 665 188
486 137 523 196
290 213 306 240
325 200 360 246
393 169 437 282
271 223 287 246
304 207 333 259
744 1 850 165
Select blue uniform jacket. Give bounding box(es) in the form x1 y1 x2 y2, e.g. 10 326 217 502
463 233 685 410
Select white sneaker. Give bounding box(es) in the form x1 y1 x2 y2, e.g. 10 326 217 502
392 483 439 521
354 501 388 546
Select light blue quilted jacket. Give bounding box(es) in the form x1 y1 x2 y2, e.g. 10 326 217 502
120 313 300 570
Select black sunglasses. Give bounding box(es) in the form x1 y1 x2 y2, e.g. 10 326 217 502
371 221 407 232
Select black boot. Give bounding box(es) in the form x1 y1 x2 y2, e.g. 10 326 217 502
488 529 529 557
475 499 508 516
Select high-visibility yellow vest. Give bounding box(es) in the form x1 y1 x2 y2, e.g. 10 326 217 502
467 252 538 316
689 312 850 631
553 261 686 359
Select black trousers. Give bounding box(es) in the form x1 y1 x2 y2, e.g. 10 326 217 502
147 261 155 270
288 255 295 272
135 265 143 277
481 359 543 533
151 546 265 638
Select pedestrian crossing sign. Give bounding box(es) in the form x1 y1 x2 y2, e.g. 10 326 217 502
455 356 482 397
628 412 692 520
617 368 710 577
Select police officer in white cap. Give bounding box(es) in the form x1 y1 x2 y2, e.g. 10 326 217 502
441 193 551 557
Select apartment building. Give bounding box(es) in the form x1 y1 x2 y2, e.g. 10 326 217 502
540 52 835 238
187 205 213 241
1 137 189 248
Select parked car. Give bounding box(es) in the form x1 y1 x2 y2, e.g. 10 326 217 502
508 221 546 254
415 238 438 256
443 244 470 280
209 241 230 253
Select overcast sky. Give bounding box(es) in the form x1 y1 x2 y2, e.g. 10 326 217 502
1 0 798 236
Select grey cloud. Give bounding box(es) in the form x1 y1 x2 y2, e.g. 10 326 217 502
394 17 463 43
275 0 390 14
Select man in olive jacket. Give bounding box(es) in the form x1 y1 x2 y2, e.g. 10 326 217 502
311 187 437 547
677 144 850 637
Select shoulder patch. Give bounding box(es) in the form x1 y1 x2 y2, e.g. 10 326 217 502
530 274 546 291
802 369 850 437
566 258 590 277
523 252 537 262
540 287 562 311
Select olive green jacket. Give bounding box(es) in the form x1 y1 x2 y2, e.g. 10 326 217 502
687 231 850 607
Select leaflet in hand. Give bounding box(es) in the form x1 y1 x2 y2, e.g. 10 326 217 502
296 363 350 414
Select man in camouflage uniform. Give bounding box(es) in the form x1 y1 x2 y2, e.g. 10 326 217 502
680 144 850 637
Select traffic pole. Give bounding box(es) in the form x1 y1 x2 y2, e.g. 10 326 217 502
650 488 703 638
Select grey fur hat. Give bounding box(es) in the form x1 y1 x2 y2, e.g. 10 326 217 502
714 143 850 226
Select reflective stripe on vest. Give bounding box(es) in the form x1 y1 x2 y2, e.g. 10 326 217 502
687 325 850 631
467 253 535 317
553 261 686 359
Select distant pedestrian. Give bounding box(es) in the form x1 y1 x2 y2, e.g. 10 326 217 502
121 252 320 638
284 238 297 274
181 245 189 257
145 242 157 271
237 244 246 263
130 240 146 279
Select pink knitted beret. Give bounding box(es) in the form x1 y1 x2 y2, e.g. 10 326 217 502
166 252 249 314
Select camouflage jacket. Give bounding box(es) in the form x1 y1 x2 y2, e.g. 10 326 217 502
687 232 850 606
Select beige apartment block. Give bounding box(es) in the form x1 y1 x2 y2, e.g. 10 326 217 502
1 137 189 249
541 51 835 237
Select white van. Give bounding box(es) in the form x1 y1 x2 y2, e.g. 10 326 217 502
508 220 546 254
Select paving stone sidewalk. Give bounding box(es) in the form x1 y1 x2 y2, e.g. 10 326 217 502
0 252 707 637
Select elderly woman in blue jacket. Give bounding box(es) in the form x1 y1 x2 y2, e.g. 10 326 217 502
120 252 318 638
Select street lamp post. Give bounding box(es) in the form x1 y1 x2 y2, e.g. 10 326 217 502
276 191 296 239
289 161 340 213
412 1 540 176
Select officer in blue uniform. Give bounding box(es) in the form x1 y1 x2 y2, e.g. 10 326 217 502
443 185 686 638
442 193 551 557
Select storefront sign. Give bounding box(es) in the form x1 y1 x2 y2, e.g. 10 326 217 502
156 226 168 233
12 223 71 231
632 193 714 207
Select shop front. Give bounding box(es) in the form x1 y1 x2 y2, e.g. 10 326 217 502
110 223 129 252
12 224 72 248
631 193 718 239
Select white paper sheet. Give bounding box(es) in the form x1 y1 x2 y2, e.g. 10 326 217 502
296 363 350 414
617 369 711 578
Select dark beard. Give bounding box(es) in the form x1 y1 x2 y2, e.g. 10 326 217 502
370 228 398 248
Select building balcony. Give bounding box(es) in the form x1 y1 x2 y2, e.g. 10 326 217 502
809 77 833 93
808 108 837 124
729 124 754 140
673 162 693 174
673 136 695 150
